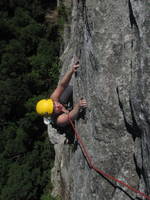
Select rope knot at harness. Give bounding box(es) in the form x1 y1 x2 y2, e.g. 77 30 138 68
67 114 150 200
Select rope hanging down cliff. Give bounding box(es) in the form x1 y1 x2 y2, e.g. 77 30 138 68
68 114 150 200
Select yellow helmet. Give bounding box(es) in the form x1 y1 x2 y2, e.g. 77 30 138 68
36 99 54 115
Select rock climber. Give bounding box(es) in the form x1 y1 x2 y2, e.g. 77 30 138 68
36 61 87 127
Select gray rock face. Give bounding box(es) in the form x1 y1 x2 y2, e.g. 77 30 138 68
49 0 150 199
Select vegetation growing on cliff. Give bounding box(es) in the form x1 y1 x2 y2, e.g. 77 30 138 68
0 0 64 199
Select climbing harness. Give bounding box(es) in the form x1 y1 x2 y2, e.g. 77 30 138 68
68 114 150 200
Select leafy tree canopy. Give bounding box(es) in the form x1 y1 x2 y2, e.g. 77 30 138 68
0 0 62 199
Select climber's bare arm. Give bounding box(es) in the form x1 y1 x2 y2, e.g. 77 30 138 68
50 62 79 101
56 99 87 126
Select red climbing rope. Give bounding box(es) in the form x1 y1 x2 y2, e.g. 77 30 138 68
68 114 150 200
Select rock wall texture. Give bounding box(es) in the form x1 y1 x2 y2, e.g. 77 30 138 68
48 0 150 199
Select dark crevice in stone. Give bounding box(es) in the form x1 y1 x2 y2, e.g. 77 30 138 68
133 153 142 179
112 186 136 200
129 99 142 138
84 5 92 37
116 87 141 140
128 0 139 31
136 197 143 200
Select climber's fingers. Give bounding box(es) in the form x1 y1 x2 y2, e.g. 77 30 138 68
72 61 80 72
79 99 87 107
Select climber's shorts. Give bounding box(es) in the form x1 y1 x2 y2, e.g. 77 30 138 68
60 85 73 105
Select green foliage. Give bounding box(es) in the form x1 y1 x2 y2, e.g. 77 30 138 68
12 7 33 27
0 0 63 200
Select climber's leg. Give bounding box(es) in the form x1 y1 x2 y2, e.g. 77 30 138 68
60 85 73 105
